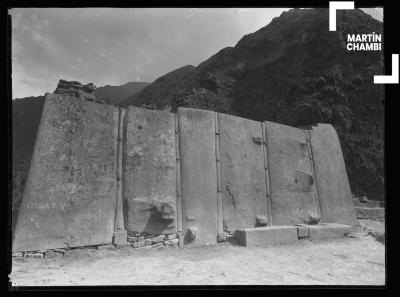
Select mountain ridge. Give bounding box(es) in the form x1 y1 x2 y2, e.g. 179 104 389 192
119 8 384 201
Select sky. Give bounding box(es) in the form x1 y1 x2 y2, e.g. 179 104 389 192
10 8 383 99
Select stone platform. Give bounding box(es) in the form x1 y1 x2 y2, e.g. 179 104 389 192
235 223 351 247
354 207 385 219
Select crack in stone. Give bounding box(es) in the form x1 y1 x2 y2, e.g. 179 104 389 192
226 182 237 209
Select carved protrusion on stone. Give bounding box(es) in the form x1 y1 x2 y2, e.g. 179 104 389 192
185 215 195 222
306 212 321 225
256 215 268 226
252 136 263 145
158 202 175 220
290 169 315 192
187 227 198 239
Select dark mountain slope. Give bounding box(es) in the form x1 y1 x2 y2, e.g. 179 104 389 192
120 65 196 109
12 96 45 231
121 8 384 201
97 81 149 105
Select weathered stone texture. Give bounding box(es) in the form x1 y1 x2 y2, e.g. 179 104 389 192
178 108 218 247
164 239 179 245
13 97 357 251
307 223 351 239
235 226 298 247
166 234 177 240
12 93 118 252
295 225 309 238
54 79 103 103
124 107 177 235
354 207 384 219
45 250 64 259
353 197 384 208
25 252 44 259
218 113 268 231
265 122 320 225
309 124 357 226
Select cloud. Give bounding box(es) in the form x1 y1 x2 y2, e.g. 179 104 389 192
11 8 290 98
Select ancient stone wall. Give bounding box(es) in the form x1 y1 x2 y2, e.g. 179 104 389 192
12 94 118 252
13 93 356 252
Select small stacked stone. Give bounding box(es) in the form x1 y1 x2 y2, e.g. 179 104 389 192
11 233 181 257
127 232 180 249
12 248 66 259
217 232 235 243
45 248 65 259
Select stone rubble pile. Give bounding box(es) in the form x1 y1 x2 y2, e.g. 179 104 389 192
127 232 180 249
54 79 106 104
11 233 182 259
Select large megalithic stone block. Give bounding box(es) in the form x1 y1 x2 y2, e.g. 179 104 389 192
309 124 357 226
178 108 218 247
217 113 268 231
12 93 118 252
123 107 177 235
265 122 320 226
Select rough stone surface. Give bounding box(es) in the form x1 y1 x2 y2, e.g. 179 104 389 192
178 108 218 247
97 244 116 251
113 230 127 245
166 234 177 240
235 226 298 247
265 122 320 225
144 242 165 249
25 252 44 259
45 251 64 259
13 95 360 251
152 242 166 249
54 248 66 253
306 213 321 225
115 243 131 249
132 240 145 248
64 248 97 258
177 232 184 248
164 239 179 245
54 79 102 103
217 232 228 242
256 216 268 226
218 113 268 231
355 207 384 219
151 235 166 244
127 236 138 243
353 198 384 208
124 107 177 235
12 252 24 258
295 224 310 238
12 93 118 252
307 223 351 239
309 124 357 226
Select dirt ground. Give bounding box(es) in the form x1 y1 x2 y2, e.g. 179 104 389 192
9 219 385 286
